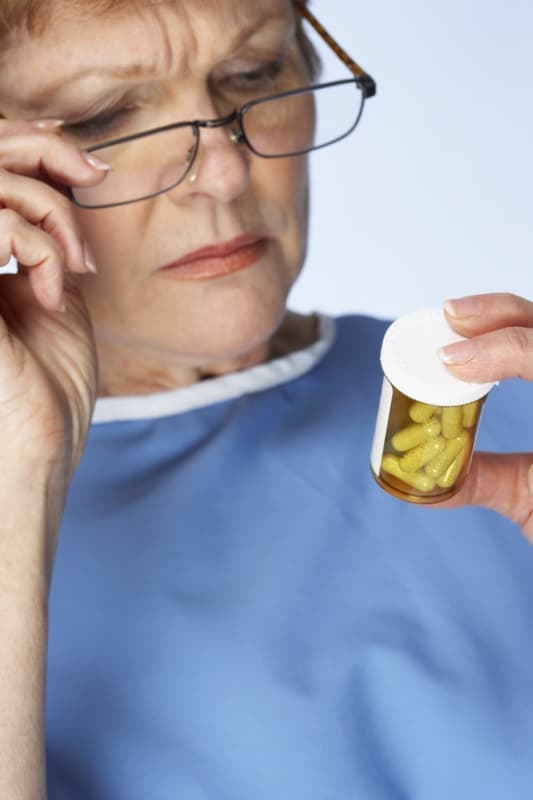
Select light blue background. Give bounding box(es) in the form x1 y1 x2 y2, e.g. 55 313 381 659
292 0 532 318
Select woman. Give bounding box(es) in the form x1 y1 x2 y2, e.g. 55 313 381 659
0 0 531 797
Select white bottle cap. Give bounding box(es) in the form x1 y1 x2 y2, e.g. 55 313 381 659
380 308 497 406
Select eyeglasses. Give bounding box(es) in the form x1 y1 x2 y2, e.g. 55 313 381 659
71 2 376 209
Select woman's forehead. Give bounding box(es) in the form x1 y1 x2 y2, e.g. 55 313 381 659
0 0 294 114
2 0 293 63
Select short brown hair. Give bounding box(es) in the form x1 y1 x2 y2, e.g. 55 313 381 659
0 0 140 36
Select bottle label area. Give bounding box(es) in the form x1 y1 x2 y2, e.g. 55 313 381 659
370 378 393 476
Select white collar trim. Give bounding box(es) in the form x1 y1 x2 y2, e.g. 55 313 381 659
92 313 336 424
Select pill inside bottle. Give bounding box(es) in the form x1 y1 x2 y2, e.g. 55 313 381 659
370 309 497 504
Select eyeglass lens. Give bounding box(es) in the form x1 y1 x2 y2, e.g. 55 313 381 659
72 81 363 208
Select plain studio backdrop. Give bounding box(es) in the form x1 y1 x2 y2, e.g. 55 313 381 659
291 0 532 320
1 0 530 322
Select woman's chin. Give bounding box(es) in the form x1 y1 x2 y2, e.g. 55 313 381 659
174 303 289 369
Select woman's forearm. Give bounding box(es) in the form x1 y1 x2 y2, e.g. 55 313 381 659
0 475 63 800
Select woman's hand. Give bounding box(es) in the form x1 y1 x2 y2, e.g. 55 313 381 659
438 293 533 542
0 118 109 552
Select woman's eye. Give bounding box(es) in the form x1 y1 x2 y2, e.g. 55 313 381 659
66 106 135 138
231 60 284 90
243 61 283 82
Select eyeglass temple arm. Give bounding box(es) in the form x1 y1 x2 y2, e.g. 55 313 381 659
294 1 376 98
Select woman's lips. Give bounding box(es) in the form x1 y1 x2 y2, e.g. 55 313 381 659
158 235 267 280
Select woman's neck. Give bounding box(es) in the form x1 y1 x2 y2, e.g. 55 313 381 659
96 311 318 398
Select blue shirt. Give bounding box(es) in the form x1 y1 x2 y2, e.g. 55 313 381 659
47 314 533 799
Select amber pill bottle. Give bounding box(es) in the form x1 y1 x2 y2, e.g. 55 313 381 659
370 309 497 504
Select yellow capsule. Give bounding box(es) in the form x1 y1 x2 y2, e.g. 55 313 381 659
441 406 463 439
409 401 438 423
437 445 470 488
399 436 446 473
391 418 441 452
424 432 469 479
381 454 437 492
462 401 479 428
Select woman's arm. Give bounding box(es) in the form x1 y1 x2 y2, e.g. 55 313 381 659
0 472 67 800
0 118 104 798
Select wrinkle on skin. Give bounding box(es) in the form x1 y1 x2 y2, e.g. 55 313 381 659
97 311 318 395
0 1 292 113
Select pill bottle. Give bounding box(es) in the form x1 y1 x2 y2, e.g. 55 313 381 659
370 309 497 504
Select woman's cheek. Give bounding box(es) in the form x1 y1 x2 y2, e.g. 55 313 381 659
74 205 145 286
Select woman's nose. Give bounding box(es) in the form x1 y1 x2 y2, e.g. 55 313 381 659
179 123 250 205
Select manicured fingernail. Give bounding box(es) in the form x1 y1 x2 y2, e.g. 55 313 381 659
83 152 112 171
83 242 98 274
438 338 479 365
31 119 65 129
444 296 481 318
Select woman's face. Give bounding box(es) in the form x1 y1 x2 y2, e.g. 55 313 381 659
0 0 312 388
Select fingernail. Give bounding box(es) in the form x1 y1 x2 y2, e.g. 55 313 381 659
83 241 98 274
83 152 112 171
438 338 479 365
31 119 65 130
444 296 481 318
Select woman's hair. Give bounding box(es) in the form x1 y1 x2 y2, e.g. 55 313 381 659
0 0 135 35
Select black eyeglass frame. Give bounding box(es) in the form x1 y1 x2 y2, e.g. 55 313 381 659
70 2 377 210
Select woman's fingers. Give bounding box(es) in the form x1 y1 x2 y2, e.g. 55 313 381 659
444 292 533 336
0 120 108 310
439 326 533 382
0 168 88 274
440 293 533 382
0 124 111 187
0 120 109 272
439 452 533 543
0 209 65 311
435 293 533 540
28 259 65 312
